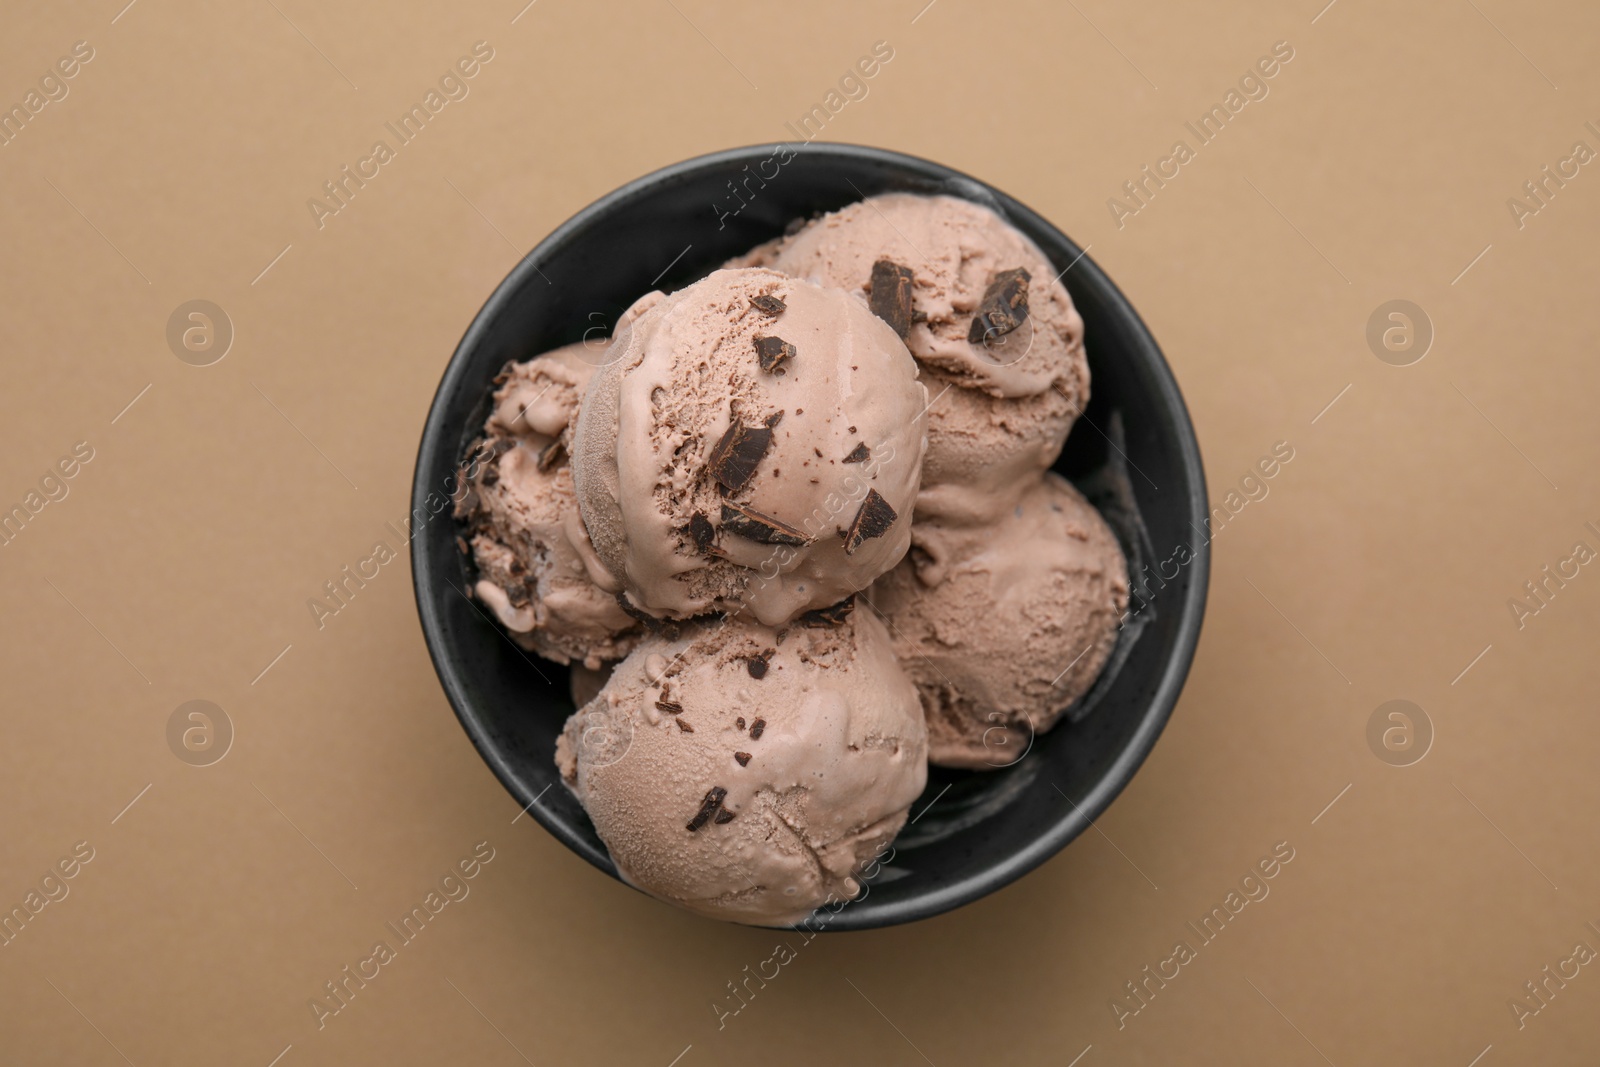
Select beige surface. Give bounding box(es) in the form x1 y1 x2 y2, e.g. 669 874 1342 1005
3 1 1598 1063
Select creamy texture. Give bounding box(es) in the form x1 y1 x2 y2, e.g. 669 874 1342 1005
867 472 1128 770
458 343 638 669
557 609 927 925
571 268 928 627
760 194 1090 527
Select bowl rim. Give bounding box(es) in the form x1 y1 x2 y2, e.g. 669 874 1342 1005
411 141 1210 929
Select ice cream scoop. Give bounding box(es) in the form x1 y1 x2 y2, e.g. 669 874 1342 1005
570 267 928 627
758 194 1089 527
457 343 639 668
556 603 927 925
866 472 1128 769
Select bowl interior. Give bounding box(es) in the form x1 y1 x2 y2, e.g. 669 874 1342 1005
412 143 1208 929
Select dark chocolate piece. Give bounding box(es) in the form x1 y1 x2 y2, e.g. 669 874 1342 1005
656 700 683 714
707 419 774 493
747 653 769 679
842 442 870 464
967 267 1031 343
843 489 897 554
751 293 786 317
749 718 765 740
676 718 694 733
869 259 915 339
736 716 746 730
734 751 752 767
684 512 716 554
720 502 809 547
536 439 565 472
753 335 796 374
686 786 727 831
799 595 855 627
613 592 679 638
714 808 736 824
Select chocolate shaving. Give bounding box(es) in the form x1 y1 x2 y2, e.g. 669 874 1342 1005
765 410 785 429
749 718 765 740
869 259 916 339
967 267 1032 343
842 442 870 464
707 419 775 493
656 700 683 714
736 716 746 730
799 595 855 627
750 293 786 317
536 439 564 472
686 786 728 831
734 751 752 767
684 512 716 554
714 808 736 824
747 653 769 679
613 592 678 638
676 718 694 733
843 489 898 554
721 502 809 547
753 335 796 374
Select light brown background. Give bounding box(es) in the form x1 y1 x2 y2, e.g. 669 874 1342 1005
3 0 1598 1063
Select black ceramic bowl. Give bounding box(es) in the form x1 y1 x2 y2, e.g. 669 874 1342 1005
412 144 1208 929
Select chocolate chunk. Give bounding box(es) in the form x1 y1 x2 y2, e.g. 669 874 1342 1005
968 267 1032 343
751 293 786 317
676 718 694 733
734 751 752 766
749 718 766 740
753 335 796 374
714 808 736 824
765 410 785 429
869 259 915 339
614 591 678 638
736 716 746 730
799 595 855 627
656 699 683 714
686 786 728 831
843 489 898 554
707 419 774 493
684 512 716 554
720 502 810 546
747 653 769 679
536 439 564 472
842 442 870 464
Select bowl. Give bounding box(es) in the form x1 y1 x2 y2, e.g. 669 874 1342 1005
412 143 1208 929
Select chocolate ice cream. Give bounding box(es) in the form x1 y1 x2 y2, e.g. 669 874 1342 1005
570 267 928 627
867 473 1128 769
756 194 1090 527
556 605 926 925
457 342 639 668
